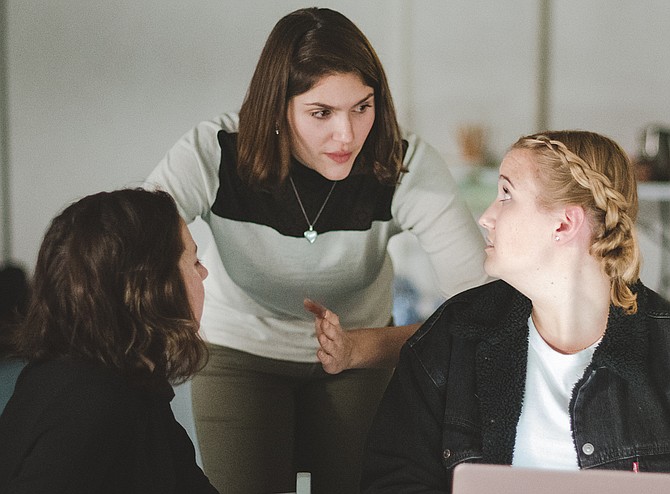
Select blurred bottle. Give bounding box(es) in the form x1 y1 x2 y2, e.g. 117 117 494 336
639 125 670 182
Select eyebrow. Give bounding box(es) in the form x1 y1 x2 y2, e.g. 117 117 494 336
499 173 515 188
303 92 374 110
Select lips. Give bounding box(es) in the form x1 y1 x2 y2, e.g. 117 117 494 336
326 151 352 164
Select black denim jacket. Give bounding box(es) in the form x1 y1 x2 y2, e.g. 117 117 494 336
362 280 670 493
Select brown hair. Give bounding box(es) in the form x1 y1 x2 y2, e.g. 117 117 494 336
238 7 404 190
0 265 30 357
512 131 640 313
14 188 207 384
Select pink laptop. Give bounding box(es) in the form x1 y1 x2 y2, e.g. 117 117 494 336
452 463 670 494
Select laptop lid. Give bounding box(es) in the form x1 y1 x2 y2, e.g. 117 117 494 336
452 463 670 494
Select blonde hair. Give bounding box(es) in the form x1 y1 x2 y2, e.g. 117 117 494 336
512 131 640 313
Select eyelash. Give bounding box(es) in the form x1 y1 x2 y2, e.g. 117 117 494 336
311 109 331 119
355 103 372 113
310 103 372 119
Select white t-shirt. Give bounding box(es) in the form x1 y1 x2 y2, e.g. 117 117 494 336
512 316 599 470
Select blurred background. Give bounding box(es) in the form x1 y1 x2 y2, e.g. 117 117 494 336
1 0 669 314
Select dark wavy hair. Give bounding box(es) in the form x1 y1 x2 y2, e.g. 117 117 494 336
238 7 404 190
13 188 207 384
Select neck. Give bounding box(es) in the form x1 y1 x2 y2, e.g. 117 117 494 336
532 308 608 354
526 258 611 355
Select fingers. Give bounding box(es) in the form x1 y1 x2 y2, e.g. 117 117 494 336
316 322 340 359
317 348 343 375
304 298 327 318
316 328 329 349
317 347 329 364
316 313 342 342
304 298 349 374
304 299 341 335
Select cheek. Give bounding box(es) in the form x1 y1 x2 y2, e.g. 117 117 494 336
291 114 319 140
190 274 204 297
356 116 375 141
493 219 523 254
290 122 320 156
186 275 205 319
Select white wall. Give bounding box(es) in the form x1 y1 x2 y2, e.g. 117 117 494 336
2 0 669 290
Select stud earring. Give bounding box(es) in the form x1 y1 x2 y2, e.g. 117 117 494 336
275 124 280 135
555 236 560 241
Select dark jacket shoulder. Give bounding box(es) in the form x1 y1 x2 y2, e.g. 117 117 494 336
408 281 525 353
645 287 670 316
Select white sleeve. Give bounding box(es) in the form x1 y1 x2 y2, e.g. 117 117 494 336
144 113 239 223
392 132 491 299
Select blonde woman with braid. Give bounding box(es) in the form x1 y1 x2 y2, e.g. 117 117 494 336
361 130 670 492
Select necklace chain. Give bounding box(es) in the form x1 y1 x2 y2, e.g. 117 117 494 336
289 175 336 242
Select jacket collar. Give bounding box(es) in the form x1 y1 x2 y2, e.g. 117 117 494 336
447 281 532 343
449 280 652 385
444 282 532 463
592 287 649 386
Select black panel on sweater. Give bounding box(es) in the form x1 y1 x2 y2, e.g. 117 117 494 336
211 130 399 237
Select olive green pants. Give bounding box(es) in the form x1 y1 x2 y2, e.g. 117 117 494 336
191 344 393 494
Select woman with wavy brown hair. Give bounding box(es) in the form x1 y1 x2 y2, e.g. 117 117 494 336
0 188 217 493
147 7 488 493
362 131 670 492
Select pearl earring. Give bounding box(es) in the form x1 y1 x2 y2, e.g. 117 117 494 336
555 236 560 241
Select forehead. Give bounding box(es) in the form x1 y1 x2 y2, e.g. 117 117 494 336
295 72 372 102
500 149 541 191
179 219 196 252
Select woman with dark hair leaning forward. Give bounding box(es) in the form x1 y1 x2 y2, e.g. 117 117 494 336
0 188 217 493
361 131 670 492
146 7 488 493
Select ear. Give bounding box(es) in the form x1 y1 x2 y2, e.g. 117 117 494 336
554 205 586 242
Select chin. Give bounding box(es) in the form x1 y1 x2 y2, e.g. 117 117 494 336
483 260 499 279
322 165 354 181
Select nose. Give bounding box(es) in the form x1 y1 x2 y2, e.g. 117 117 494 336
332 115 354 143
478 201 496 231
